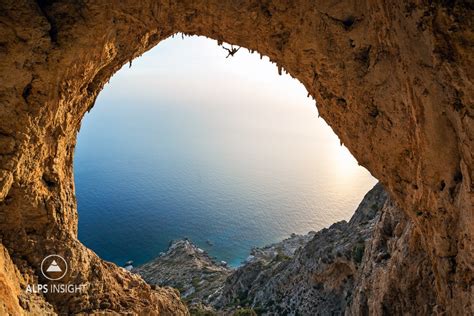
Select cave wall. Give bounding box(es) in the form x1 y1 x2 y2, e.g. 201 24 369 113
350 197 438 315
0 0 472 314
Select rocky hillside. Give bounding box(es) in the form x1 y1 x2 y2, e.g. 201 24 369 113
1 1 471 313
135 183 390 314
214 183 388 315
134 239 232 310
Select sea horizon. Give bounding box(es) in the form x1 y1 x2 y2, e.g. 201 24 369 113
74 36 377 268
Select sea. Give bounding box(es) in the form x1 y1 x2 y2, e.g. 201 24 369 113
74 36 377 268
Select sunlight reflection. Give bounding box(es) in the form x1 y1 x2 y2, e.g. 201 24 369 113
76 35 377 266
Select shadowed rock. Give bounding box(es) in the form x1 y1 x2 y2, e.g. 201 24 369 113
0 0 472 314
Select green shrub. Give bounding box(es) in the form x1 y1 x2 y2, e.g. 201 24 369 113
192 276 201 288
352 243 365 263
233 308 257 316
274 252 291 262
189 306 217 316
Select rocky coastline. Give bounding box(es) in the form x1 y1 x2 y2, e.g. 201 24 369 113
134 183 389 315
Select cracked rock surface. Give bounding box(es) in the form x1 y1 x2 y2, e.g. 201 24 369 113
0 0 472 314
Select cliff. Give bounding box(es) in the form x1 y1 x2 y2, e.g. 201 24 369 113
215 183 388 314
0 0 472 314
137 184 432 315
134 239 232 309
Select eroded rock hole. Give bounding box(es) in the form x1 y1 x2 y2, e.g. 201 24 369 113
74 35 377 312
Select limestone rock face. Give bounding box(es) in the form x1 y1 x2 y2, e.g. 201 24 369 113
0 0 472 314
134 184 438 315
0 244 55 315
350 198 437 315
134 184 388 314
215 183 389 314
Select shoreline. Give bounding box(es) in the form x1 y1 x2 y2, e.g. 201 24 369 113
132 183 388 314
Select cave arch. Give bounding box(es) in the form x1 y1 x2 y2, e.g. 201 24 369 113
0 1 471 314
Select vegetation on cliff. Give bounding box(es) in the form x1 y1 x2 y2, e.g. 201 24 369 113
136 184 395 314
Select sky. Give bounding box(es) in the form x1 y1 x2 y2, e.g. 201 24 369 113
89 34 374 197
75 35 377 266
82 34 378 202
99 35 345 151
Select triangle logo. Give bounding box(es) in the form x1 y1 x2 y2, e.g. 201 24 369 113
46 260 62 273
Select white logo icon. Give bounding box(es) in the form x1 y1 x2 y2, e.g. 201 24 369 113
41 255 68 281
46 260 62 273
